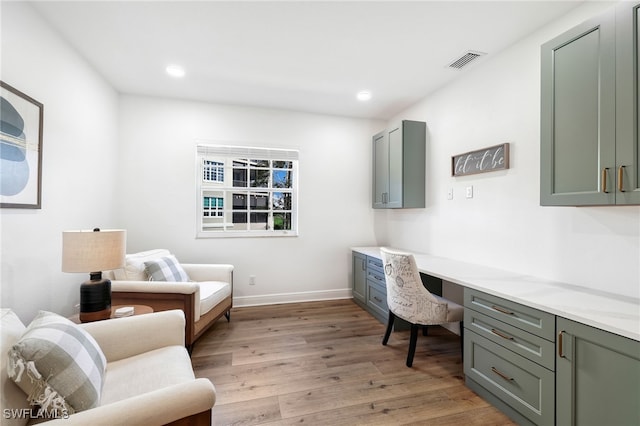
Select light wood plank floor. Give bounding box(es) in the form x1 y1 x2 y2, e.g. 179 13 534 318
191 299 515 426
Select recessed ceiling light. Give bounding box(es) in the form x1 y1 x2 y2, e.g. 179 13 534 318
356 91 372 101
166 64 185 78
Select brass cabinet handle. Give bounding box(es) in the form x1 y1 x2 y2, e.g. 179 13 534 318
558 331 565 358
618 166 626 192
491 305 514 315
602 168 609 193
491 328 515 341
491 367 514 381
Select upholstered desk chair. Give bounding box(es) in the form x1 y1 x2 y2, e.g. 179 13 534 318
380 248 464 367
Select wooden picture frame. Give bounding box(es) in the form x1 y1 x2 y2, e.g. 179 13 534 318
452 143 509 177
0 81 44 209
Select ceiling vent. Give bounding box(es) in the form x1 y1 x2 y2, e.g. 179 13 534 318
447 51 487 70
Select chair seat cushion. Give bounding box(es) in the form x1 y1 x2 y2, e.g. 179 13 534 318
199 281 231 316
101 346 194 405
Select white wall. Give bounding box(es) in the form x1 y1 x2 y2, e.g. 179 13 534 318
379 1 640 299
0 3 120 321
117 95 382 305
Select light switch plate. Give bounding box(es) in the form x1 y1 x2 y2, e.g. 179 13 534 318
466 186 473 198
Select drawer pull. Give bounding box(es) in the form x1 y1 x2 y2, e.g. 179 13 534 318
602 168 609 193
491 367 514 382
491 305 514 316
491 328 514 341
618 166 626 192
373 296 382 303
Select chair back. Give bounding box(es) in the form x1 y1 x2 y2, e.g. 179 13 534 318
380 248 447 325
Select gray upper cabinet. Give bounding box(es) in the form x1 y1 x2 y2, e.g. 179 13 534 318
372 120 426 209
540 3 640 206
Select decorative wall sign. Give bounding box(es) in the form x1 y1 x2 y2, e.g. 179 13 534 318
451 143 509 177
1 81 44 208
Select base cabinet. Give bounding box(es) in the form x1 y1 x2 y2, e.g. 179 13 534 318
352 252 366 305
464 289 556 425
556 317 640 426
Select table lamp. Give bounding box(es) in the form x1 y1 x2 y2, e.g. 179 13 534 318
62 228 126 322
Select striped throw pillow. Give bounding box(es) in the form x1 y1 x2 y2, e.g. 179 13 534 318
7 311 106 416
144 255 190 282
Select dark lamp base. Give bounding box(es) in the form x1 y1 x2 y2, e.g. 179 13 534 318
79 278 111 322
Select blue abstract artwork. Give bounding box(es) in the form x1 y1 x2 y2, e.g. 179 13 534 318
0 82 43 208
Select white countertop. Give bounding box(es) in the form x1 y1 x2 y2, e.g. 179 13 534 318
352 246 640 342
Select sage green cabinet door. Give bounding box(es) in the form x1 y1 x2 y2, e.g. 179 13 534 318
387 124 404 208
540 8 616 206
352 252 366 305
556 317 640 426
615 2 640 204
371 120 425 209
372 131 389 208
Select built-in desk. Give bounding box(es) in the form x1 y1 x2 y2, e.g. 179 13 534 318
351 246 640 426
352 246 639 341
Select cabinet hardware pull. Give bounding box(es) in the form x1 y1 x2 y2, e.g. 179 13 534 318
491 305 514 315
491 328 514 340
618 166 626 192
373 296 382 303
491 367 514 381
558 331 565 358
602 168 609 193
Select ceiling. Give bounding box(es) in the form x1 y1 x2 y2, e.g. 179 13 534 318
30 1 585 120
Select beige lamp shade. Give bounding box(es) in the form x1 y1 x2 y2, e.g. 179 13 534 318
62 229 126 273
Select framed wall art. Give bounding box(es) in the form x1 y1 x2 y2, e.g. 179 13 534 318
1 81 44 209
451 143 509 177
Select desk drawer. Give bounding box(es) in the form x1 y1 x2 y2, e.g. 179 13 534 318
465 330 555 426
367 280 388 319
367 267 385 287
465 289 555 341
465 308 555 370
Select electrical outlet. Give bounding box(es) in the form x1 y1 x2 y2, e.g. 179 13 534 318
447 188 454 200
466 186 474 199
249 275 256 285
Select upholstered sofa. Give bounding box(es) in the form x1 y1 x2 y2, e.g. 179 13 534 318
105 249 233 349
1 308 215 425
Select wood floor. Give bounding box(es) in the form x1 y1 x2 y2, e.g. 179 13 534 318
191 299 515 426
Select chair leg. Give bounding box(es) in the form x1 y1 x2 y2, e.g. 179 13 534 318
422 325 428 336
382 312 395 345
407 324 419 367
225 310 231 322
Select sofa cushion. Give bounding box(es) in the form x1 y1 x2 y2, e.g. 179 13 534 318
199 281 232 316
7 311 107 416
100 346 195 405
144 255 190 282
113 249 171 281
1 309 30 426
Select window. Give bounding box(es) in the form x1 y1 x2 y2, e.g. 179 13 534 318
196 144 299 237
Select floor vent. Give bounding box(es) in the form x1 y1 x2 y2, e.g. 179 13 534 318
447 51 486 69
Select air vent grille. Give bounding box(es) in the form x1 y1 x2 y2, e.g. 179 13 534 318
448 51 486 69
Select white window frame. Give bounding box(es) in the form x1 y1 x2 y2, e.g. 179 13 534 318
196 143 299 238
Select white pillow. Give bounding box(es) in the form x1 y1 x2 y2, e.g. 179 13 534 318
7 311 107 416
113 249 171 280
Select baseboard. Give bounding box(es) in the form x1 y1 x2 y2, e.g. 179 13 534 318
233 289 352 307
